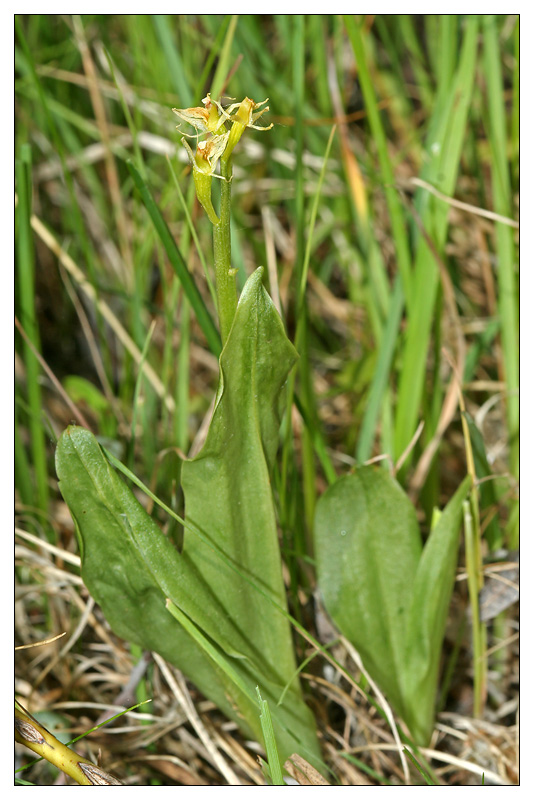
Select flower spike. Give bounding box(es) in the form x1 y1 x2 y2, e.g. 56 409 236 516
173 94 272 224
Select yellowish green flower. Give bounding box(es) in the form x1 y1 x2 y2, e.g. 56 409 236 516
222 97 273 157
173 94 272 226
172 93 228 138
182 131 230 224
182 131 229 174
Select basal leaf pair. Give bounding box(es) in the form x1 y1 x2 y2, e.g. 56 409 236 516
314 466 471 744
56 268 322 769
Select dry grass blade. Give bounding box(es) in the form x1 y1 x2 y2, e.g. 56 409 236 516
151 653 242 786
284 753 330 785
15 528 81 568
408 177 519 229
27 208 175 413
72 15 133 285
14 317 92 431
343 638 410 783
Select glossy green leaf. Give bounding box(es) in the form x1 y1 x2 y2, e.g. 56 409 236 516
56 268 321 768
314 466 471 743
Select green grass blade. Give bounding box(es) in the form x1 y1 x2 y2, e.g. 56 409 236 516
151 14 192 105
341 752 394 786
103 47 146 179
464 413 502 551
126 160 221 357
256 687 285 785
166 155 217 307
511 17 519 191
356 275 404 463
15 407 33 507
192 16 232 99
433 15 457 93
15 17 96 283
482 15 518 544
129 320 156 467
394 16 479 466
16 147 49 515
165 599 257 707
293 394 337 486
403 748 435 785
209 14 238 99
343 15 413 308
463 497 487 719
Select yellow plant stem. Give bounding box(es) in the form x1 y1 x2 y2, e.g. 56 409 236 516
15 703 122 785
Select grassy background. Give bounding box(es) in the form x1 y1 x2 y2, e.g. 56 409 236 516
15 14 518 785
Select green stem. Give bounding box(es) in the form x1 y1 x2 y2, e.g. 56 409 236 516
463 497 487 719
213 157 237 345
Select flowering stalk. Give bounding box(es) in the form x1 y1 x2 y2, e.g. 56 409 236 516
174 94 272 345
213 154 236 344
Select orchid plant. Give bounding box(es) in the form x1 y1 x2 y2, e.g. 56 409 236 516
55 94 322 774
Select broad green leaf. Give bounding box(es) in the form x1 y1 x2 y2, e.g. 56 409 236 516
56 268 321 769
181 267 299 685
55 425 257 740
180 268 320 763
402 475 471 743
314 466 422 719
314 466 471 743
